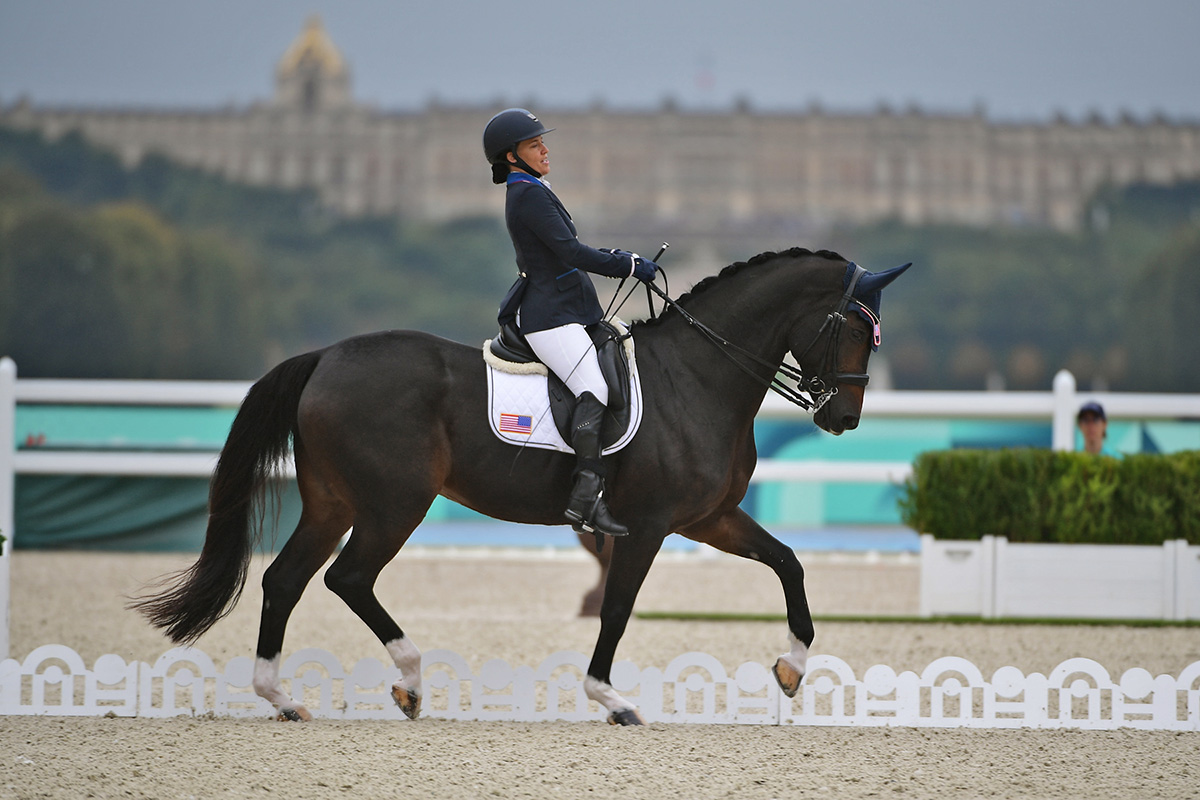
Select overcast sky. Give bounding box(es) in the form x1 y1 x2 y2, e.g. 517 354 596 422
2 0 1198 122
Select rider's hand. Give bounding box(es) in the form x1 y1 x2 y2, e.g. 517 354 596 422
632 257 658 283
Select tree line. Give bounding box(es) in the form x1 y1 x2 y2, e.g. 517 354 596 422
2 124 1198 391
832 181 1200 391
0 126 515 379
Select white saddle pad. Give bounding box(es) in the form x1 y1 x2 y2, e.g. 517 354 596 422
482 335 644 456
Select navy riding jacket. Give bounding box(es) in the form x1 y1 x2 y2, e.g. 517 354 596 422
498 173 635 334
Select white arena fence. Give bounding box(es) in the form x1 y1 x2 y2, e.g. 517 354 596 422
2 645 1199 730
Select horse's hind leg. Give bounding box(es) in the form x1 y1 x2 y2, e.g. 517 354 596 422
322 497 434 720
254 503 352 721
576 530 612 617
679 508 813 698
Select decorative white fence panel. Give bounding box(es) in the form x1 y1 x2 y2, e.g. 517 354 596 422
920 535 1200 620
3 645 1198 730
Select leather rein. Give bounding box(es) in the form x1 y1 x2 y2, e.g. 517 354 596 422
621 264 872 414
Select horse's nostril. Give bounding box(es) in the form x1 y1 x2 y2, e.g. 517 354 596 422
842 415 860 431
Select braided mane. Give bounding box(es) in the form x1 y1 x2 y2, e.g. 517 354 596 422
631 246 846 329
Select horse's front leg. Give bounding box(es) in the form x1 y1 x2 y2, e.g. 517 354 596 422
584 533 664 726
679 507 813 697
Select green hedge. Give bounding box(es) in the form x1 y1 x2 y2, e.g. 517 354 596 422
898 449 1200 544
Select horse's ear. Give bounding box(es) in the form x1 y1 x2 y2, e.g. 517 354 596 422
854 262 911 297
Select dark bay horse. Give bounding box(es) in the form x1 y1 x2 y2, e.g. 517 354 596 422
132 247 909 725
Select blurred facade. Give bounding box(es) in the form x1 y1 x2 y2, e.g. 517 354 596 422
4 17 1199 253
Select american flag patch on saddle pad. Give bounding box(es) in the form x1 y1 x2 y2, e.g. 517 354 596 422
498 413 533 435
483 346 643 456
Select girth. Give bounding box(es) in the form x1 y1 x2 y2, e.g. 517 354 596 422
488 320 633 449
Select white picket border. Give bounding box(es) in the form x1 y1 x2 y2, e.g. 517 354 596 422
2 645 1197 730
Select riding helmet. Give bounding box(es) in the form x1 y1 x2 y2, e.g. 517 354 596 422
482 108 554 164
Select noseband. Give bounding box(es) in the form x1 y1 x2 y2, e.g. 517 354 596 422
643 263 871 414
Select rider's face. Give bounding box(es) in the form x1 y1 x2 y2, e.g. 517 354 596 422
509 136 550 176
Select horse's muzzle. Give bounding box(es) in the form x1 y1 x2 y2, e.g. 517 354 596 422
816 409 860 436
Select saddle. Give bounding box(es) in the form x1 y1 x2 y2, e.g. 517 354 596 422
487 320 634 449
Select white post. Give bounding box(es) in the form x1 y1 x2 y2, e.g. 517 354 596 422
1167 540 1185 622
918 533 934 617
0 357 15 660
980 535 998 619
1051 369 1077 452
1180 541 1200 622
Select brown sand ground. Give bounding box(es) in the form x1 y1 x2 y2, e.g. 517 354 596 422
2 548 1198 799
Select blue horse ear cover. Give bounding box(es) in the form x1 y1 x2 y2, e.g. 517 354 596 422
844 261 911 350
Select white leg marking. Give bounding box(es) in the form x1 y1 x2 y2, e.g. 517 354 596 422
386 636 422 684
386 636 423 718
253 654 303 715
584 675 637 715
779 631 810 677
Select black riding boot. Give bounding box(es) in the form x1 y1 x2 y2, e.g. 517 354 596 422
564 392 629 537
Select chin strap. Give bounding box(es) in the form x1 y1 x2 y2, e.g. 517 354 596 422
509 154 543 179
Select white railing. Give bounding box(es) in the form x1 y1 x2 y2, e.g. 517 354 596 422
4 644 1198 730
6 362 1200 485
3 356 1200 659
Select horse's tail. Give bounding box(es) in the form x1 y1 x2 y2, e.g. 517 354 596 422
129 350 323 644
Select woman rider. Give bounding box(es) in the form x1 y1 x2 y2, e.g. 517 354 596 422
483 108 658 539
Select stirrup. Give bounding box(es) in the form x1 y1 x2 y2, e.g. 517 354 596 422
573 522 606 554
564 496 629 539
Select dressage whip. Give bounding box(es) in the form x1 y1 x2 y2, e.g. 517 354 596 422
603 242 669 322
603 242 847 412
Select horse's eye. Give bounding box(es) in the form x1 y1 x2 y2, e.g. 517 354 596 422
849 328 865 342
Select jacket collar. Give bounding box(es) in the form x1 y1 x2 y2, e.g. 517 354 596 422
506 172 550 189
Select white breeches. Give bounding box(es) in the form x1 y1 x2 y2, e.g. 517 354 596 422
523 322 609 406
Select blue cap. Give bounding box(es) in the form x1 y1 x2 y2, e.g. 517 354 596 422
1077 401 1105 421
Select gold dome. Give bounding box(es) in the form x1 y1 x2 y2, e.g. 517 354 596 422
277 15 345 76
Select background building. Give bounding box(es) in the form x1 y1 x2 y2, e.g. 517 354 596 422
4 16 1199 268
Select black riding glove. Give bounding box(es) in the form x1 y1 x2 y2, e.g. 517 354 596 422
632 257 658 282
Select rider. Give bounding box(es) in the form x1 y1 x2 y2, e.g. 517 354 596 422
484 108 658 539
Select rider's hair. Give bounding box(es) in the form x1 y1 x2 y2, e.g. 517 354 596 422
491 159 510 185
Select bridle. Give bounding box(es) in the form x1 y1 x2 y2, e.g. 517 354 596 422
633 263 873 414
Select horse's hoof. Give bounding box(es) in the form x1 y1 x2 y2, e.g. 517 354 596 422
607 708 645 726
773 657 802 698
392 685 421 720
276 706 312 722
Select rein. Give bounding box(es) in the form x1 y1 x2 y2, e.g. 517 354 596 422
627 264 871 414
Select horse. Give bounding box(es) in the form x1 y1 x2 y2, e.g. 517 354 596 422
131 247 910 725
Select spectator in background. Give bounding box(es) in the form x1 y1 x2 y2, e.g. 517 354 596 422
1077 401 1119 456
